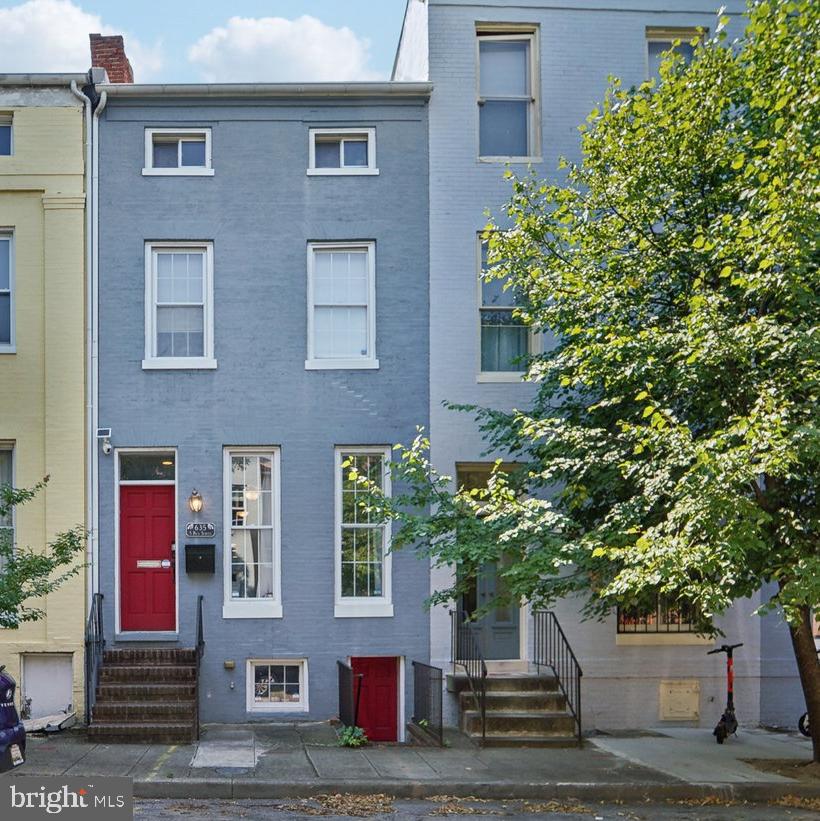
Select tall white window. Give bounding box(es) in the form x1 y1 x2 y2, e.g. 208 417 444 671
0 232 13 351
306 242 378 370
477 29 538 159
223 449 282 619
0 447 13 570
144 242 215 370
479 238 529 375
143 128 213 175
335 447 392 618
0 114 12 156
646 28 700 79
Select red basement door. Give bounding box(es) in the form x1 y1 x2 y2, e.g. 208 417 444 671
351 656 398 742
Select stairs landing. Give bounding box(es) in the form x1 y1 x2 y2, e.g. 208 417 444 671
88 648 198 744
450 673 579 747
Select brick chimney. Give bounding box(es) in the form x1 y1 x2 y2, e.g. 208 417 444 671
89 33 134 83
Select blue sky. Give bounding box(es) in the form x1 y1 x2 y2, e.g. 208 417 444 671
0 0 409 82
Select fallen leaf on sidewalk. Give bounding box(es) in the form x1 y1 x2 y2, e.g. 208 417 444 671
775 795 820 812
667 796 742 807
521 800 592 814
427 795 490 803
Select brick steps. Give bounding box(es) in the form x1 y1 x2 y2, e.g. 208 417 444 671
90 648 198 744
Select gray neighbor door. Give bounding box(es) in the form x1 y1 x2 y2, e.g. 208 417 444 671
461 561 520 660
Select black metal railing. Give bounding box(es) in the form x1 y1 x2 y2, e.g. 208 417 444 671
84 592 104 725
411 661 444 745
195 595 204 740
450 610 487 743
337 660 363 727
533 610 583 745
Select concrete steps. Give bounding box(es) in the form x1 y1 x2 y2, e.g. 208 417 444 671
452 674 578 747
88 648 198 744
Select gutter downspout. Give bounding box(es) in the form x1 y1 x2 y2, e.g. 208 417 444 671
90 90 107 603
70 79 94 611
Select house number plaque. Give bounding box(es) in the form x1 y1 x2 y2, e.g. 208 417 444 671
185 522 215 538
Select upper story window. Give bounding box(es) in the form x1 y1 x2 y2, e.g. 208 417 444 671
646 27 700 79
143 128 213 176
224 449 282 619
0 232 13 352
308 128 378 176
143 242 216 370
0 446 14 566
306 242 378 370
478 238 529 377
335 447 393 618
0 114 12 156
477 28 539 160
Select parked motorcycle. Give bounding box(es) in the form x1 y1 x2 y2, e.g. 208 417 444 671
0 665 26 772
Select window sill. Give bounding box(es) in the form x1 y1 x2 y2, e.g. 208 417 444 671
142 358 217 370
247 703 308 714
307 168 379 176
478 156 543 164
0 346 16 355
223 601 283 619
616 633 713 646
305 358 379 370
334 602 394 618
477 371 526 383
142 168 215 176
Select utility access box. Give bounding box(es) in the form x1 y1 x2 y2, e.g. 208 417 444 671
185 544 215 574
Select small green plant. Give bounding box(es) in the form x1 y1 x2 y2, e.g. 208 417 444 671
337 725 368 748
418 718 429 728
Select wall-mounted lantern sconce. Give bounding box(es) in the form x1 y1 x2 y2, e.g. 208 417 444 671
188 489 204 513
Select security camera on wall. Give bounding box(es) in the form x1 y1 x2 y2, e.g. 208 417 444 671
97 428 112 455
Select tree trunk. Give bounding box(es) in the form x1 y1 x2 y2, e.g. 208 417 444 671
787 604 820 763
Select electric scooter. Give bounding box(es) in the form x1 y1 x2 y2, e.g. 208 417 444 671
708 643 743 744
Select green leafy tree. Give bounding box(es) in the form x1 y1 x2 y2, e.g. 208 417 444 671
356 1 820 758
0 478 86 629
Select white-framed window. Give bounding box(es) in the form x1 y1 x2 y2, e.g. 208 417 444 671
223 449 282 619
246 659 308 713
334 447 393 618
0 232 13 352
646 27 700 80
143 128 213 176
306 242 378 370
307 128 378 176
0 445 14 569
477 236 530 378
0 114 12 157
143 242 216 370
477 27 539 160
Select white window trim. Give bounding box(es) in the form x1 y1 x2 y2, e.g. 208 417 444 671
143 241 216 370
307 127 378 176
143 128 214 176
246 658 309 713
0 231 15 354
334 446 393 618
223 448 283 620
0 113 13 157
306 241 379 370
476 234 537 378
475 27 542 163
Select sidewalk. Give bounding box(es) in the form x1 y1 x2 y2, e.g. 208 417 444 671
3 722 818 802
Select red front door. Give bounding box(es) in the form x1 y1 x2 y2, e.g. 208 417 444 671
351 656 398 742
120 485 176 632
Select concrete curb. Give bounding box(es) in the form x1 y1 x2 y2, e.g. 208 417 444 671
133 778 820 802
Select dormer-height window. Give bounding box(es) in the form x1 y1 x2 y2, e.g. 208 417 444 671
143 128 213 176
308 128 378 175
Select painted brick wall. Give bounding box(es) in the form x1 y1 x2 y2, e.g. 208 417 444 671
97 95 430 725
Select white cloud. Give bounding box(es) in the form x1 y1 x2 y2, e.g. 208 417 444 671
0 0 163 80
188 14 381 82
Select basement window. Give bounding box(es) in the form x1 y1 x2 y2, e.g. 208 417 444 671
143 128 213 176
308 128 378 175
246 659 308 712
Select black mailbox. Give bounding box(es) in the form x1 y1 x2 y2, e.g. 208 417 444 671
185 544 215 574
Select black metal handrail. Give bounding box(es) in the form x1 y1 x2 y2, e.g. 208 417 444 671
84 592 104 725
533 610 583 745
450 610 487 744
337 660 363 727
411 661 444 745
195 595 204 740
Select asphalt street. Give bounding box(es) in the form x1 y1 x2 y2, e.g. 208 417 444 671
133 797 820 820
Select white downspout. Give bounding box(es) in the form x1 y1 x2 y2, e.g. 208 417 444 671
70 79 94 611
91 90 107 601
